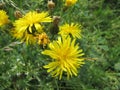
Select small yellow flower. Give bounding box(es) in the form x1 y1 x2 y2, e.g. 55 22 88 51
42 36 84 79
65 0 77 6
0 10 9 26
13 11 52 44
59 23 82 39
36 32 50 47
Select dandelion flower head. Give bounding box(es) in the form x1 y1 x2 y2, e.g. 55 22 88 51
13 11 52 44
0 10 9 26
65 0 77 6
59 23 82 39
42 36 85 79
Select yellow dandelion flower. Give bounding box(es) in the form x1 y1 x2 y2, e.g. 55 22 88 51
42 36 85 79
13 11 52 44
13 29 36 44
65 0 77 6
0 10 9 26
59 23 82 39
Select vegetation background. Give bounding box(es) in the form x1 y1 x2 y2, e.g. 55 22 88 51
0 0 120 90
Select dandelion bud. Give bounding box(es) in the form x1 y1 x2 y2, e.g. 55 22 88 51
49 16 60 35
53 16 60 25
14 10 22 19
47 0 55 9
0 3 5 9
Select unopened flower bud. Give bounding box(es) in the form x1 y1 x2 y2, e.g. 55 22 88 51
0 3 5 9
47 0 55 9
53 16 60 25
14 10 22 19
49 16 60 35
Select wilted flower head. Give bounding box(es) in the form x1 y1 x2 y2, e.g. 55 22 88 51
12 11 52 44
42 36 85 79
36 32 50 47
65 0 77 6
0 10 9 26
59 23 82 39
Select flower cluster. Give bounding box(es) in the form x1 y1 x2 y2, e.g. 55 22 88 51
42 0 84 80
1 0 84 80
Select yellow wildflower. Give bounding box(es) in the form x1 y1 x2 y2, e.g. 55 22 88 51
65 0 77 6
59 23 82 39
0 10 9 26
36 32 50 47
13 29 36 45
13 11 52 44
42 36 84 79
